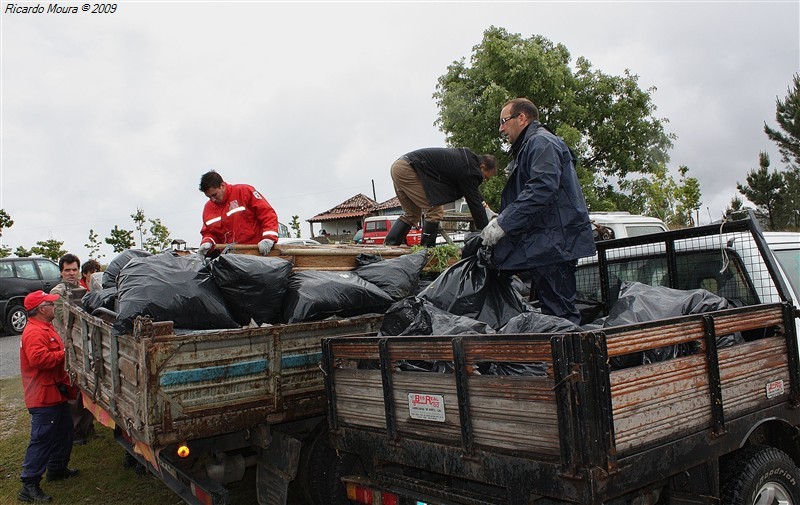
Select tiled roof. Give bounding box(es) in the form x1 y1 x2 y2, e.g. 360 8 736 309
307 193 378 222
373 196 401 211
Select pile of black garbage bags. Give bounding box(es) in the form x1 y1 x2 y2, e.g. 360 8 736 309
86 234 740 376
84 248 430 336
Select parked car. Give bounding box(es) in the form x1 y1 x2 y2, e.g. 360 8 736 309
0 257 61 335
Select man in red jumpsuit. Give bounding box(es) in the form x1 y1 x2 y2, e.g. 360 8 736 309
19 290 80 503
198 170 279 256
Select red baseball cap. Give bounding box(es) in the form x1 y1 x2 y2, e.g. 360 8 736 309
24 290 59 311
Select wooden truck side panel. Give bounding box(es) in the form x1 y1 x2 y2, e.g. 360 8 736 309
325 304 796 503
65 303 383 450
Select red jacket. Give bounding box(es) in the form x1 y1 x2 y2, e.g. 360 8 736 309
200 183 279 247
20 318 70 408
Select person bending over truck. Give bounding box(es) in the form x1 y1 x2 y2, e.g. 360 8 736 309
481 98 596 324
385 148 496 247
198 170 279 256
19 290 80 503
79 259 100 291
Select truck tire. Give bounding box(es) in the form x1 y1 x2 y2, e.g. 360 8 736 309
296 422 362 505
721 445 800 505
5 303 26 335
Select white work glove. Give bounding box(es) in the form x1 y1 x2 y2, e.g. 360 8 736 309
198 242 213 256
258 239 274 256
480 218 505 246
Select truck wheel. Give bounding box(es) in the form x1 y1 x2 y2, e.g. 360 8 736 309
721 445 800 505
296 422 362 505
5 303 27 335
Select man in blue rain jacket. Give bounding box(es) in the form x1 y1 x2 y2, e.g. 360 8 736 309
481 98 596 324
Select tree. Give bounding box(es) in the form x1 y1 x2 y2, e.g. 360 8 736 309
131 207 147 249
0 209 13 258
764 73 800 167
29 239 66 261
433 27 676 210
0 208 13 239
289 215 302 238
84 228 104 260
673 166 702 227
105 225 135 253
14 246 32 258
143 218 171 254
737 152 784 229
775 165 800 229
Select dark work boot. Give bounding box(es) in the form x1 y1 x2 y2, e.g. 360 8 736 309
421 221 440 248
46 468 79 482
384 219 412 246
18 482 52 503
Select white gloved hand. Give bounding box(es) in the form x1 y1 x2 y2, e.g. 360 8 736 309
198 242 213 256
258 239 274 256
480 218 505 246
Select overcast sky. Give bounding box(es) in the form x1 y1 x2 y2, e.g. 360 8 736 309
1 1 798 261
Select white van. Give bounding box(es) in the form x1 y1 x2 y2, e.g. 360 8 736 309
589 212 668 241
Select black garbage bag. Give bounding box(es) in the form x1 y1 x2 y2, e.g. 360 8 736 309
208 255 292 325
103 249 152 288
605 282 735 369
282 271 394 323
499 311 581 334
419 247 528 329
82 287 117 314
476 361 548 377
113 252 238 335
459 232 483 258
354 250 428 300
379 296 495 336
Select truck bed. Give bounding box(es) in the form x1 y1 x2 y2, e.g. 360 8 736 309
324 303 798 503
64 302 383 450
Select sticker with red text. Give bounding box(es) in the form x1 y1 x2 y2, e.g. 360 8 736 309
408 393 445 422
766 379 785 399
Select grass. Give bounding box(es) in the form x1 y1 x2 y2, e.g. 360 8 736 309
0 376 188 504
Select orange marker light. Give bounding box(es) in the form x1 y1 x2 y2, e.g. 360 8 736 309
177 443 190 458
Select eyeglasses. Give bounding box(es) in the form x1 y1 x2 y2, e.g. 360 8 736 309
39 303 55 307
499 113 520 126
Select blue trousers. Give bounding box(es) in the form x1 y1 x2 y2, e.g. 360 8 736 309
21 402 74 484
530 260 581 324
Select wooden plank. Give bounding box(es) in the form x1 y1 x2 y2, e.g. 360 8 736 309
334 370 387 429
719 337 790 416
213 243 412 270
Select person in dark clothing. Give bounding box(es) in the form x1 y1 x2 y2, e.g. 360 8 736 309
385 148 496 247
481 98 596 324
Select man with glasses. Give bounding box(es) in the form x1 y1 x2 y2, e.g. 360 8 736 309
385 148 497 247
19 290 80 503
198 170 279 257
481 98 595 324
51 253 95 445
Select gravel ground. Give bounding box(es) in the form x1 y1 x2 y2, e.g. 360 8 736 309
0 333 21 379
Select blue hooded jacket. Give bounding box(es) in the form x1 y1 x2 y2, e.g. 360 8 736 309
493 122 596 270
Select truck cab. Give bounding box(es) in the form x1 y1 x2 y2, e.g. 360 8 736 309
361 215 421 246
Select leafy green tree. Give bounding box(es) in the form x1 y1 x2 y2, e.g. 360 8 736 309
433 27 675 210
289 215 302 238
14 246 32 258
764 73 800 166
0 209 13 258
673 166 702 227
30 239 66 261
132 207 148 249
0 208 13 239
737 152 784 229
84 228 104 260
105 225 135 253
143 218 171 254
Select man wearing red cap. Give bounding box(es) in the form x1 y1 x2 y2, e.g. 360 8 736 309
18 290 80 503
